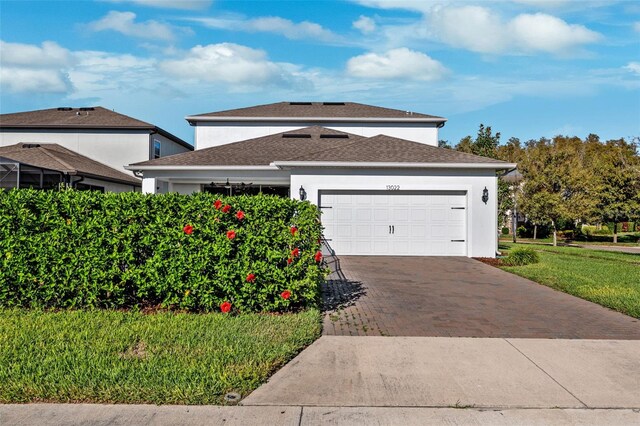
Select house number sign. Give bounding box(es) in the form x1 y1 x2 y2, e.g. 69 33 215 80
386 185 400 190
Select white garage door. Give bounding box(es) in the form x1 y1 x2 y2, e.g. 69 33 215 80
320 190 467 256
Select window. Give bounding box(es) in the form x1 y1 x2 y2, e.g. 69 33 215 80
153 139 161 159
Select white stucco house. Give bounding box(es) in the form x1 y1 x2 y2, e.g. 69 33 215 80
0 106 192 191
127 102 515 258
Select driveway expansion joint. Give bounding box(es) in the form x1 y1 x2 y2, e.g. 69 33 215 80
504 339 589 408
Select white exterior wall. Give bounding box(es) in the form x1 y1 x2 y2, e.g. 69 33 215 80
1 129 191 178
0 129 150 176
150 132 192 158
289 168 498 258
194 122 439 149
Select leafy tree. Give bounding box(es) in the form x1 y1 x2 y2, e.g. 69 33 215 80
587 138 640 243
518 137 580 246
438 139 451 149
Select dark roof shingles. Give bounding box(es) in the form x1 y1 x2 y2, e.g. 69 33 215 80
190 102 444 120
0 107 153 128
131 126 507 167
0 143 141 185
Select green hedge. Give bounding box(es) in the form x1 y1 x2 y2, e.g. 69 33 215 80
0 189 326 313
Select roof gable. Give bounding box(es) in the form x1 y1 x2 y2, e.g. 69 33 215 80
188 102 445 121
0 107 154 129
129 126 509 168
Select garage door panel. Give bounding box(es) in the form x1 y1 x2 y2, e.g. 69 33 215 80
321 190 467 256
373 209 389 221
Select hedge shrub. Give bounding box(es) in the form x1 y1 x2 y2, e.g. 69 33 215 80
503 247 540 266
0 189 326 313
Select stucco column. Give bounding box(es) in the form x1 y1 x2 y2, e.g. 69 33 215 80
142 178 157 194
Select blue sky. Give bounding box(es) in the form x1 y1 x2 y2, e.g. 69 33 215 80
1 0 639 145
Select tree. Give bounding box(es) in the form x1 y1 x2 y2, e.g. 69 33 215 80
587 138 640 243
518 137 579 246
438 139 451 149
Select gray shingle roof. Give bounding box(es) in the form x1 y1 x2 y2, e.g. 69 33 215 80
130 126 508 168
0 107 192 150
0 143 141 185
0 107 154 128
188 102 445 121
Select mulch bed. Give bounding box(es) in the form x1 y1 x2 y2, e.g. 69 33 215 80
474 257 503 267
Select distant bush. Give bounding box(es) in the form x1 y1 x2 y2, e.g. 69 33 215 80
503 248 540 266
0 189 326 313
501 227 510 235
582 225 611 236
516 226 528 238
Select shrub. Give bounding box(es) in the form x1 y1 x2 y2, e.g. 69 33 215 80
0 189 326 313
501 227 510 235
503 248 540 266
516 226 528 238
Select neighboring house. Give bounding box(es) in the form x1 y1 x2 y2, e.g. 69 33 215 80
0 107 192 192
127 124 516 258
187 101 447 149
0 143 141 192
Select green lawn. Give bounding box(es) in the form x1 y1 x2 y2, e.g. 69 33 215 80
0 309 321 404
500 243 640 318
499 232 640 246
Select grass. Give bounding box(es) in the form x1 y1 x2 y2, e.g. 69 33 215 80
0 308 321 405
500 243 640 318
499 232 640 246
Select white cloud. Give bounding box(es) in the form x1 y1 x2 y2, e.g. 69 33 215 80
87 11 178 41
347 48 447 81
634 22 640 32
0 40 72 68
160 43 303 87
429 6 601 55
624 62 640 75
430 6 507 54
189 16 340 42
353 16 377 34
105 0 212 10
0 40 73 93
507 13 602 54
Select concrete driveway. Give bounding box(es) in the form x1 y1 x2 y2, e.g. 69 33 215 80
322 256 640 339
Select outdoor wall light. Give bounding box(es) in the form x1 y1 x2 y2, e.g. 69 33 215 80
482 187 489 204
299 186 307 201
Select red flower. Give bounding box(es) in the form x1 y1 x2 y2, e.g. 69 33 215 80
314 251 323 262
183 224 193 235
287 258 293 265
281 290 291 300
291 247 300 257
220 301 231 313
213 199 223 210
236 210 245 220
222 204 231 213
227 230 236 240
246 273 256 283
290 226 298 236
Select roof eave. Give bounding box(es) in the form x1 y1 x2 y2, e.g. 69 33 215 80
185 116 447 124
124 165 279 171
271 161 516 170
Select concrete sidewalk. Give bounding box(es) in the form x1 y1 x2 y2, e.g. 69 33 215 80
2 404 639 425
3 337 640 425
243 336 640 409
